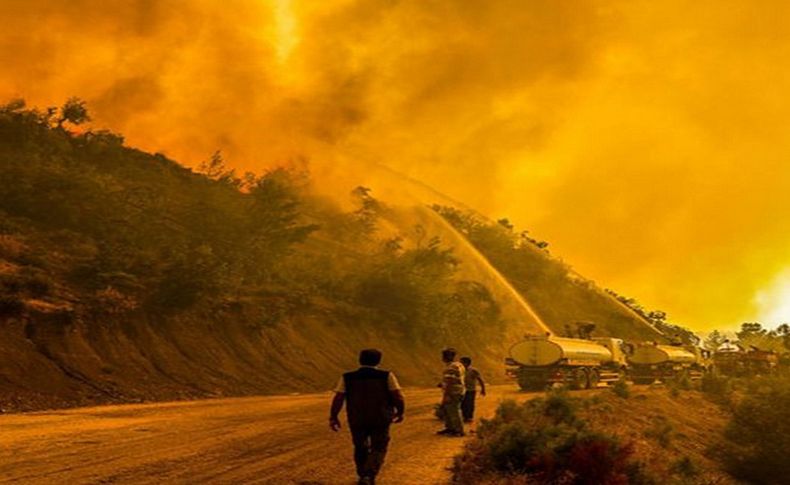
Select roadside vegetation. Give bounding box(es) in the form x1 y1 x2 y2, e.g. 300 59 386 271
718 373 790 484
453 388 733 484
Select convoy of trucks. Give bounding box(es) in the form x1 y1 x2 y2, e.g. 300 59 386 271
503 325 789 390
504 328 719 390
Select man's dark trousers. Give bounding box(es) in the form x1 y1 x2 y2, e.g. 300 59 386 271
350 425 390 478
461 390 476 421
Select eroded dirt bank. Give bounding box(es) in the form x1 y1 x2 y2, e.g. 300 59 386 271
0 306 511 413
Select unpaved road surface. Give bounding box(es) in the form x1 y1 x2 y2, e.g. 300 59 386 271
0 385 535 484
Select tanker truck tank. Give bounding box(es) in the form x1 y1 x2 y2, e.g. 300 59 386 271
628 343 710 384
509 336 614 366
629 345 697 366
505 334 627 391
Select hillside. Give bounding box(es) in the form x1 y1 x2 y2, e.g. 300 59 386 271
1 101 664 411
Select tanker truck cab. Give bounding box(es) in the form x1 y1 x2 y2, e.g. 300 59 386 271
591 337 628 368
505 333 628 391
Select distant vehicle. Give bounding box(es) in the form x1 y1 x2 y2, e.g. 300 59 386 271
627 342 711 384
713 341 779 376
505 333 628 391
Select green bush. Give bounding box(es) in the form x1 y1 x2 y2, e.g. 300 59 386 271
0 269 52 298
674 372 692 390
612 379 630 399
644 416 674 448
543 388 578 424
670 456 698 479
701 372 732 403
454 397 654 484
0 295 25 318
721 375 790 483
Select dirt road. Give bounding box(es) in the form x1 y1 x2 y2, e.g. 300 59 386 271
0 385 534 484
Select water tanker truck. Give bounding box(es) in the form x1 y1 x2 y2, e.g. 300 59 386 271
505 334 628 390
713 342 779 377
627 342 710 384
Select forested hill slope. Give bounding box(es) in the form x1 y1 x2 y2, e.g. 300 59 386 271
0 101 665 411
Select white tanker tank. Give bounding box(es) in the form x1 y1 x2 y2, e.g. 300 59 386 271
505 334 627 390
627 342 710 384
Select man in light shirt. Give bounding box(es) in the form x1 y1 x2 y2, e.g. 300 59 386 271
329 349 405 485
437 347 466 437
460 356 486 423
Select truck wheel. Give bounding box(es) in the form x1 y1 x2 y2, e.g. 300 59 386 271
570 368 589 390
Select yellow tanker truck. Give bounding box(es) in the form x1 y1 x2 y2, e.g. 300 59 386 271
505 334 628 390
627 342 711 384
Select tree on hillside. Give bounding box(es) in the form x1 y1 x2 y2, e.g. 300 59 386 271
737 322 766 341
198 151 241 187
351 186 382 237
735 322 789 352
246 168 318 265
704 330 725 350
774 324 790 351
355 237 457 332
0 98 25 113
56 97 91 128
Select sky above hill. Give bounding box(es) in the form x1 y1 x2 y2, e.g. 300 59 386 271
2 0 789 331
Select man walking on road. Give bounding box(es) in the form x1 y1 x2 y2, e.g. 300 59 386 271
460 356 486 423
437 347 466 437
330 349 405 485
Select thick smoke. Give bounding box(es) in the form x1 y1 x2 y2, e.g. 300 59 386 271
2 0 790 329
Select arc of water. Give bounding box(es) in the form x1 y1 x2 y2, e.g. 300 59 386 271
420 206 553 335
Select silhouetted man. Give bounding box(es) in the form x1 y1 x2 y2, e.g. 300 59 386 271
330 349 405 485
460 356 486 423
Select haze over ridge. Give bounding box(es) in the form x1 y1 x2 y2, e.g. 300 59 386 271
3 0 790 330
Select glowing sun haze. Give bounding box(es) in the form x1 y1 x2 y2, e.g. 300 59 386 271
2 0 789 331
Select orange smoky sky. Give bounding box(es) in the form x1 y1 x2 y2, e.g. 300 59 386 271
2 0 790 331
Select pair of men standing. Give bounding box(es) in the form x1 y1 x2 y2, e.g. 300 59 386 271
437 348 486 436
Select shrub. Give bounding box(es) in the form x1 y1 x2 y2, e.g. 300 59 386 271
563 433 650 485
20 271 51 298
0 270 52 298
676 373 692 390
454 397 654 484
721 375 790 483
0 295 25 318
701 372 732 404
93 287 138 314
612 379 630 399
644 416 674 448
543 389 578 424
670 456 698 479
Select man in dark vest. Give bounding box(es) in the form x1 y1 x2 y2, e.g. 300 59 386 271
330 349 405 485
